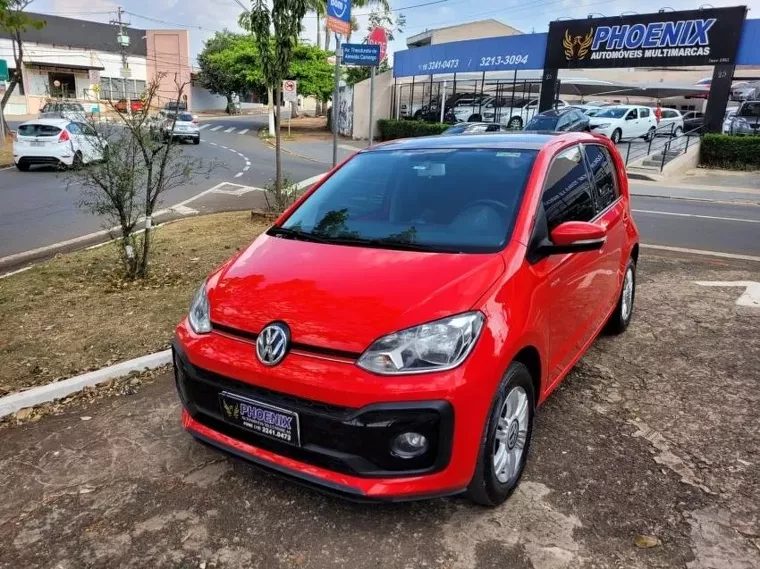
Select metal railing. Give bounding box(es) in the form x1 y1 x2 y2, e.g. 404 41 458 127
619 122 702 172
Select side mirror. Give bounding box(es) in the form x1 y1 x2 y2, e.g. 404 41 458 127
547 221 606 254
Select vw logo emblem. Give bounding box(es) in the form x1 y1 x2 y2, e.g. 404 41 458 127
256 322 290 366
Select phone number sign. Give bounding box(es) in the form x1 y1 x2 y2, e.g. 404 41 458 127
394 33 546 77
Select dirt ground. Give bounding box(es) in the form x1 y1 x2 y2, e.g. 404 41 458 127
1 251 759 569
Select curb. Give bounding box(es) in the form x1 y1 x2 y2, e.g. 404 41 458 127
0 350 172 418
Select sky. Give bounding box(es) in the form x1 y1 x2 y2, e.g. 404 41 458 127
27 0 760 65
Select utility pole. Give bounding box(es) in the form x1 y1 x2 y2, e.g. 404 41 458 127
110 7 132 115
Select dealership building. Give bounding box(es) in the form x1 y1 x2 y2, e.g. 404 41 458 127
0 13 192 116
343 6 760 140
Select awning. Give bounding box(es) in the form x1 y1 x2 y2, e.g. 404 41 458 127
25 61 105 72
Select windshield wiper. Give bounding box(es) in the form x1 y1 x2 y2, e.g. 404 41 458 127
327 235 461 254
269 226 332 244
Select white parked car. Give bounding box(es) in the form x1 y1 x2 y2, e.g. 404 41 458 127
450 95 494 122
480 98 569 129
39 101 88 122
588 105 658 144
656 108 685 136
150 110 200 144
13 118 108 171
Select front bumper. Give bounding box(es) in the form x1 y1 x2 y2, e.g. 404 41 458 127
173 319 498 500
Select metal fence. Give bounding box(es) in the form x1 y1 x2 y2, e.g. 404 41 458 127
390 73 562 128
618 122 704 172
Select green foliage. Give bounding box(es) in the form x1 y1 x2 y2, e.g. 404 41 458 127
289 43 333 102
0 0 45 114
196 30 265 103
345 58 390 86
700 134 760 170
377 119 449 141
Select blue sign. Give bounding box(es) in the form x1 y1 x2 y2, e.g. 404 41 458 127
737 19 760 65
343 43 381 66
393 33 547 78
326 0 351 35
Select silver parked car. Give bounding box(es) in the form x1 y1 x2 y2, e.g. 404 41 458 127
39 101 88 122
729 101 760 135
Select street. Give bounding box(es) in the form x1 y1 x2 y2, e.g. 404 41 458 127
2 116 759 260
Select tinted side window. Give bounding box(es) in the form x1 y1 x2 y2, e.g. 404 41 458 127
584 145 619 212
67 122 82 134
640 108 650 118
627 109 638 119
542 146 595 230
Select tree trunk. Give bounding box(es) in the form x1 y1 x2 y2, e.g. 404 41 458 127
275 84 282 195
138 214 152 277
316 15 321 51
267 87 275 137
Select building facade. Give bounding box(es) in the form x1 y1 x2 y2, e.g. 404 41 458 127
0 13 191 116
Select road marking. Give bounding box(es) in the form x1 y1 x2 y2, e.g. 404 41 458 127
198 124 210 130
221 146 228 150
209 125 223 132
209 142 218 146
633 209 760 224
243 166 250 171
239 129 249 135
294 173 327 191
224 127 235 133
642 244 760 262
235 172 243 178
172 204 199 215
694 281 760 307
245 160 251 166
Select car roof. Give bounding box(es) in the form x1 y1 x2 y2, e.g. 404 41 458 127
365 133 593 152
20 118 71 127
536 107 577 118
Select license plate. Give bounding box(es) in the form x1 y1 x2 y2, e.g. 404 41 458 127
31 141 44 147
218 391 300 446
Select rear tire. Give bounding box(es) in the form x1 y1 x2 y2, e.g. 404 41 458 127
15 161 30 172
610 129 622 144
193 137 200 145
71 151 83 170
644 127 656 141
606 257 636 335
674 126 683 137
467 114 482 122
467 362 535 507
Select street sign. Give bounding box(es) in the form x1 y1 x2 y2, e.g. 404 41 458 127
89 69 100 83
0 60 8 82
119 66 131 78
282 79 298 103
368 27 388 63
326 0 351 36
342 44 381 66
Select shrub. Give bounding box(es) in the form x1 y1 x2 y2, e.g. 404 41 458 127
700 134 760 170
377 119 450 141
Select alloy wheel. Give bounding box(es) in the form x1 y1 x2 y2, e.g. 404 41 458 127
621 267 634 321
493 386 529 484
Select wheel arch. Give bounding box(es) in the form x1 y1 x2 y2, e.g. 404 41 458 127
630 243 639 264
512 345 542 405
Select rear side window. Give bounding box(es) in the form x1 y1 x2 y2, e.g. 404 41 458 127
739 103 760 117
18 124 62 137
583 145 619 211
640 108 650 118
542 146 595 230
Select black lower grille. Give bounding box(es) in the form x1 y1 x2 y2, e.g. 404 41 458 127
173 343 454 478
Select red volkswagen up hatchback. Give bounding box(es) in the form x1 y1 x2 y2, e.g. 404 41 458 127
173 133 639 506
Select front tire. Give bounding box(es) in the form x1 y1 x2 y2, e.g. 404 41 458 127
467 113 482 122
606 257 636 334
644 127 656 141
507 116 523 130
192 137 200 145
467 362 535 507
610 129 622 144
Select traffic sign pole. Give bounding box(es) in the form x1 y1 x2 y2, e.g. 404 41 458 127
368 66 375 146
332 36 341 167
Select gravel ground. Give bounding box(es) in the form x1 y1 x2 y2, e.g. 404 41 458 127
1 251 758 569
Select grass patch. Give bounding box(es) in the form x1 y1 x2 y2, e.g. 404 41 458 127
0 136 13 167
0 212 268 396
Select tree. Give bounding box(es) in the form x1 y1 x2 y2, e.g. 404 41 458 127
196 31 267 109
239 0 308 195
289 43 333 108
72 76 217 279
0 0 44 133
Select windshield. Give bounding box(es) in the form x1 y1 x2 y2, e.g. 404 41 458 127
278 148 538 253
596 107 628 119
525 115 559 130
584 108 603 116
738 102 760 117
18 124 62 137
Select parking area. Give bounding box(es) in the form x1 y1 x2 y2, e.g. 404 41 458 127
1 251 759 569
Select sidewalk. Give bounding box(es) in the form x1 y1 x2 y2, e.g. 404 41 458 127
281 138 364 164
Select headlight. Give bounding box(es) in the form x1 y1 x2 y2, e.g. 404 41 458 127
594 122 611 128
357 312 485 375
188 282 211 334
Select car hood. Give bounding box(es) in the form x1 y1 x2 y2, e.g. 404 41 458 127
208 234 505 354
589 117 619 126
